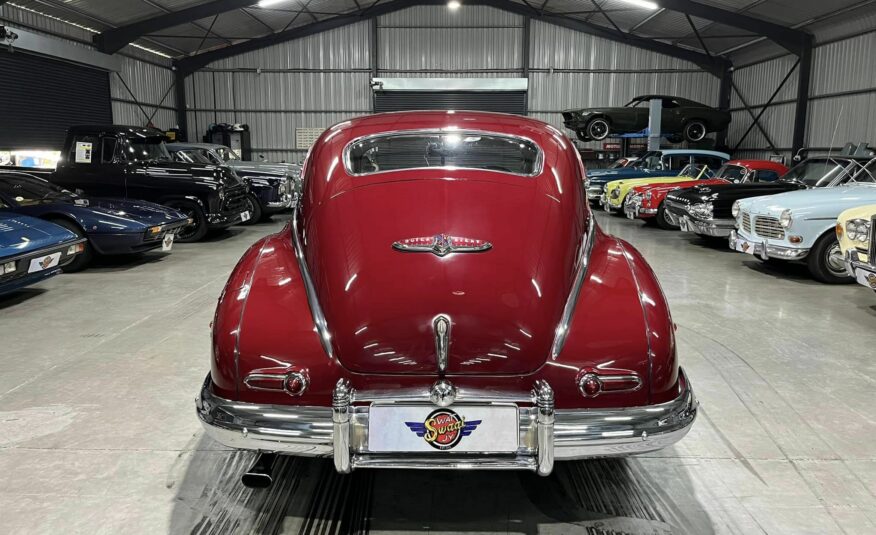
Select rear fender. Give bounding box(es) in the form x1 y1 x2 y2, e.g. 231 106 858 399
213 224 343 403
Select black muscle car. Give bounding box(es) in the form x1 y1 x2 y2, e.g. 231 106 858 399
563 95 731 143
664 154 874 238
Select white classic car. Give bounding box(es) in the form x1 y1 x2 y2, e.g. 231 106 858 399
729 157 876 283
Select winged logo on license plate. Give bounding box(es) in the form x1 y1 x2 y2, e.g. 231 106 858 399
405 408 482 450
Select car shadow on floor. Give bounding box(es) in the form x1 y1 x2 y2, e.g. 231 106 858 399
83 252 170 273
169 438 713 534
201 228 246 243
0 287 47 309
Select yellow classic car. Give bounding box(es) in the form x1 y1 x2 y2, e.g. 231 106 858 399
837 204 876 291
602 164 712 211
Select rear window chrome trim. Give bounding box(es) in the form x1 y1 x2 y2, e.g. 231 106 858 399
342 129 545 178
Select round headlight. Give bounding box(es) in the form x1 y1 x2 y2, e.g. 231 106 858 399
847 220 860 241
731 200 740 218
610 188 620 199
644 191 652 201
779 209 792 228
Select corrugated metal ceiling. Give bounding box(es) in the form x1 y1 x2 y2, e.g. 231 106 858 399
1 0 874 62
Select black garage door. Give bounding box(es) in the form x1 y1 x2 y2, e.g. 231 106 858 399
0 51 112 150
374 91 527 115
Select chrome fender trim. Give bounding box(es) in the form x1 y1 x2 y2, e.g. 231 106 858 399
550 214 596 359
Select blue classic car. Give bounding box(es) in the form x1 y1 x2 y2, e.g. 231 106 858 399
730 158 876 283
0 212 86 296
585 149 730 201
0 172 190 272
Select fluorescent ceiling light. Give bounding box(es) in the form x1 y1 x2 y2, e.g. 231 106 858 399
258 0 288 7
448 1 461 10
620 0 659 9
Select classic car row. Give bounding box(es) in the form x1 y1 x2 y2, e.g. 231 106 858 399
594 143 876 290
0 125 301 296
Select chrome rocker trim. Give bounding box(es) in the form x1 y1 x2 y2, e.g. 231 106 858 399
196 369 697 476
729 230 809 261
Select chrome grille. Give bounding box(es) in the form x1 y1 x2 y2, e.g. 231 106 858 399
753 216 784 239
870 215 876 265
741 212 752 233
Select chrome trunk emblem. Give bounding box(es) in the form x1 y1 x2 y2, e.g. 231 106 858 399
433 314 451 372
392 234 491 257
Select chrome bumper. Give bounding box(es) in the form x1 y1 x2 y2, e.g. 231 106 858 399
845 250 876 289
196 370 697 476
587 185 604 200
680 215 735 237
729 230 809 260
623 198 657 219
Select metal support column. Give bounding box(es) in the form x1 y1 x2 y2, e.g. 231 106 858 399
716 67 732 150
174 68 188 138
792 36 813 157
647 99 663 152
370 17 379 113
522 16 531 115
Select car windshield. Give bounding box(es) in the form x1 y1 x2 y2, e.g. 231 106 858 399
0 175 77 205
715 164 747 182
679 163 710 179
173 149 214 165
633 152 663 170
780 158 852 187
215 147 240 162
846 158 876 184
125 136 171 162
345 132 541 176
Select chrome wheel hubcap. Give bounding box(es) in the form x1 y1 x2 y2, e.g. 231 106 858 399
826 243 846 275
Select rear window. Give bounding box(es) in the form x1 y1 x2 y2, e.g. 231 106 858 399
344 131 542 177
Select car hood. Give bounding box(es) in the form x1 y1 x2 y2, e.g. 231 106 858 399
667 181 803 204
739 184 876 218
304 177 582 375
0 212 77 254
138 161 244 189
608 176 693 190
588 168 664 182
82 197 188 224
228 161 290 178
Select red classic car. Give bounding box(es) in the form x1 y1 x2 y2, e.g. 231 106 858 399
196 111 697 486
623 159 790 229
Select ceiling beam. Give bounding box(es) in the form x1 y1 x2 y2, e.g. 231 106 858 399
655 0 810 55
94 0 257 54
176 0 730 77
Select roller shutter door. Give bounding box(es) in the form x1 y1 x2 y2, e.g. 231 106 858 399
374 91 527 115
0 51 112 150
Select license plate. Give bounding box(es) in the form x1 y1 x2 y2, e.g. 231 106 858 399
854 267 876 289
162 233 174 252
240 211 251 222
733 237 756 254
368 404 518 453
28 252 61 273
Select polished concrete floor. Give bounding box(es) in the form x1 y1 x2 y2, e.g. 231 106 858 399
1 211 875 534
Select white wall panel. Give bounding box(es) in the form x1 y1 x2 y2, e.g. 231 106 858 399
807 93 876 148
379 28 522 71
730 55 799 109
811 32 876 96
379 5 521 27
207 22 371 70
111 56 176 109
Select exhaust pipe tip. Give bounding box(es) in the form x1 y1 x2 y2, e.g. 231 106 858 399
241 452 277 488
241 471 273 488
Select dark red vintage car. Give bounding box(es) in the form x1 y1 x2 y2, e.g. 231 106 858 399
196 111 697 485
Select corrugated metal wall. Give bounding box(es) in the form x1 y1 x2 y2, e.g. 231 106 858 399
191 5 723 162
730 30 876 161
0 2 177 130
